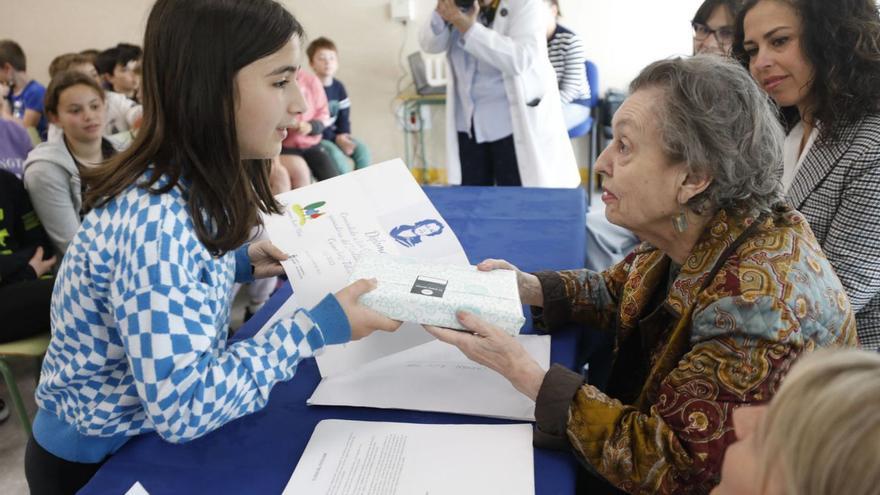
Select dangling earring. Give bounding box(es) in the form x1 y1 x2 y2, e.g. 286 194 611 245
672 208 689 233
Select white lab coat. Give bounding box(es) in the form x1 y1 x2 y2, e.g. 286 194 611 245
419 0 580 188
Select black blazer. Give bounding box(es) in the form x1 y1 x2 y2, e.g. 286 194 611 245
789 114 880 351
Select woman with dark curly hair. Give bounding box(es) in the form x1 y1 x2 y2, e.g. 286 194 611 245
734 0 880 351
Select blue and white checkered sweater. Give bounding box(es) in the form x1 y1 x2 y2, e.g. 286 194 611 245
33 172 350 463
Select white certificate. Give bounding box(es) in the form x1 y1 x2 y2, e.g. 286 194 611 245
308 335 550 421
260 160 469 377
283 420 535 495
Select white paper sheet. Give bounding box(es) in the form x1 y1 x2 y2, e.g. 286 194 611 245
308 335 549 421
260 160 469 377
282 420 534 495
124 482 151 495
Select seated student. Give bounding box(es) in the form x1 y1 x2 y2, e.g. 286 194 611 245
78 49 101 65
714 348 880 495
48 53 100 84
0 114 32 178
279 69 339 187
0 169 56 425
0 169 56 341
95 43 142 102
307 37 372 174
23 71 128 257
46 52 141 140
24 2 399 493
543 0 591 131
0 40 48 141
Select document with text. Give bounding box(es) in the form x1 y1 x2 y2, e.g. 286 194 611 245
282 420 534 495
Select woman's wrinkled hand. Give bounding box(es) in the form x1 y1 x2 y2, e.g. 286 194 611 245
424 311 545 401
476 258 544 307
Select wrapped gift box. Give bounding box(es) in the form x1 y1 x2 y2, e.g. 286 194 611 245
350 254 526 336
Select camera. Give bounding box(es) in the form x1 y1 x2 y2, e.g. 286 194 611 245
454 0 475 11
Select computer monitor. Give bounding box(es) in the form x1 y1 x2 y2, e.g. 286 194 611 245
408 52 446 96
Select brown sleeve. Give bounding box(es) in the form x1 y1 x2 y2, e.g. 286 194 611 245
533 363 584 450
531 271 572 331
531 267 625 332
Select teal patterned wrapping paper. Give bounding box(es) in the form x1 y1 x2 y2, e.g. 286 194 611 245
350 254 526 336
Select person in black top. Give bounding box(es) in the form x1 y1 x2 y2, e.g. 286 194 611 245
0 168 56 423
0 168 56 341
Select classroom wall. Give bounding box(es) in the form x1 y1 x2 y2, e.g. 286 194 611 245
1 0 701 172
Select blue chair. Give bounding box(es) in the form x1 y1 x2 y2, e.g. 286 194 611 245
567 60 600 202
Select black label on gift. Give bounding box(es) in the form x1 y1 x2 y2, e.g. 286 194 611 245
411 275 448 298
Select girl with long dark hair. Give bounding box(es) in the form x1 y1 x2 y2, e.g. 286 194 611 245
24 1 399 492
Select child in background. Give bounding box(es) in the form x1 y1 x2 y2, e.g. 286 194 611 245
0 40 48 140
95 43 141 101
0 169 56 341
48 53 100 84
0 114 33 177
47 53 140 139
0 169 56 425
78 49 101 66
24 1 398 493
307 37 371 173
23 71 128 257
279 69 339 187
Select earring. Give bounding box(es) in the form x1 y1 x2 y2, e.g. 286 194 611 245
672 209 689 233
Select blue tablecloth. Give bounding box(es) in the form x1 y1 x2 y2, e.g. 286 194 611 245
81 186 587 495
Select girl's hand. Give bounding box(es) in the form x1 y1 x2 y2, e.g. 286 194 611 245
296 121 312 135
424 311 546 401
335 134 356 156
476 259 544 307
247 240 288 278
335 279 402 340
28 246 57 277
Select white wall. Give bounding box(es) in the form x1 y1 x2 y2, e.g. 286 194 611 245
560 0 702 92
1 0 702 169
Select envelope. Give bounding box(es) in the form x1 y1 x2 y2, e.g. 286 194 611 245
350 254 526 336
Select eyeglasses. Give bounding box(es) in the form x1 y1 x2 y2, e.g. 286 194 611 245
692 21 734 44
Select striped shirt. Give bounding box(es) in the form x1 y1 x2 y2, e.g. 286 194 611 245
548 24 590 104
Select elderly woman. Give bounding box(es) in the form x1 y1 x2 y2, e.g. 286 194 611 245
713 349 880 495
427 55 858 494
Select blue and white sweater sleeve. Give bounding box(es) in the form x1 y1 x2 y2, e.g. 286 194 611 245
110 218 350 443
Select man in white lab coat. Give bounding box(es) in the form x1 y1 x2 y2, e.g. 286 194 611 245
419 0 580 188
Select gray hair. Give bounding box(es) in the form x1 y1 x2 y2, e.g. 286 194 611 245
629 55 785 216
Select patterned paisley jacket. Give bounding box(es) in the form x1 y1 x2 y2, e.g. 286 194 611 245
531 205 858 494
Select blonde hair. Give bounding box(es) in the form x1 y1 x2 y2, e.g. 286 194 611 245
758 349 880 495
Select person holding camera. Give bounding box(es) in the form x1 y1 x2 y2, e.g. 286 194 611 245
419 0 579 187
